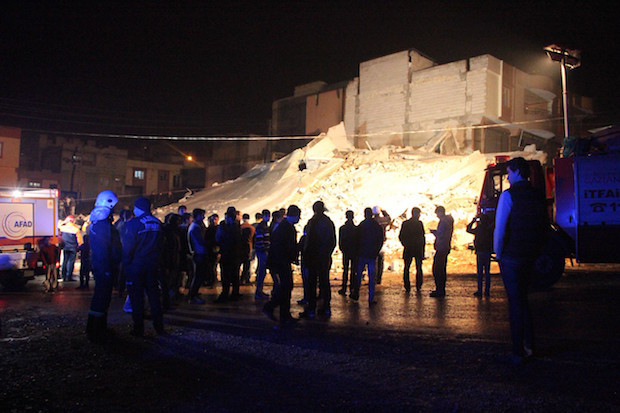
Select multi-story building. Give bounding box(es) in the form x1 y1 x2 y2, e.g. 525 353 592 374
0 126 21 187
272 49 593 161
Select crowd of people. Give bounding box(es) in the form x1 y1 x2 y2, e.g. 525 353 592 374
43 157 544 364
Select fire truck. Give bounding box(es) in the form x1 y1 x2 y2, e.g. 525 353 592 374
0 188 60 288
477 127 620 289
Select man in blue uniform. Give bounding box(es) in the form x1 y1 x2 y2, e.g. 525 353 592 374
86 190 122 343
122 197 164 336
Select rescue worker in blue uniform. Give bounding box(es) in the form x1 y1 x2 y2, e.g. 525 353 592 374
122 197 165 336
86 190 122 343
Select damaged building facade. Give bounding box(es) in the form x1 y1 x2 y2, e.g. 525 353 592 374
273 48 592 160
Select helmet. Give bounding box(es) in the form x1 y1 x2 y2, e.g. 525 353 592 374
94 190 118 210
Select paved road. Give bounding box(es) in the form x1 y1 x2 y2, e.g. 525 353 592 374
1 265 619 412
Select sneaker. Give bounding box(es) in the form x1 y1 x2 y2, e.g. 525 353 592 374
473 291 482 297
337 289 346 296
296 298 308 305
349 292 359 301
298 310 315 319
429 290 445 298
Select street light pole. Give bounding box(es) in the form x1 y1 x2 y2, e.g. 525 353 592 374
543 44 581 140
560 56 569 138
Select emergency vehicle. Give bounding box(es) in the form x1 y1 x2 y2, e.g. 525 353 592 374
476 126 620 289
0 188 59 288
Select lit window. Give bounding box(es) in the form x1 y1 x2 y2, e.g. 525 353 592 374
28 181 42 188
133 169 145 180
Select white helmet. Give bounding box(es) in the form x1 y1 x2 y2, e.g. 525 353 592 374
94 190 118 210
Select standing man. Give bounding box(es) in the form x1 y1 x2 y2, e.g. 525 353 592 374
467 213 494 297
300 201 336 319
215 206 243 302
351 208 384 305
204 213 220 288
494 157 548 363
399 207 426 293
372 206 391 285
86 190 122 343
187 208 208 304
59 215 83 282
338 210 358 297
240 213 256 285
429 206 454 297
262 205 301 328
254 209 271 300
122 198 164 336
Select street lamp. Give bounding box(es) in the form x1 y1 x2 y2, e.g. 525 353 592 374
544 44 581 139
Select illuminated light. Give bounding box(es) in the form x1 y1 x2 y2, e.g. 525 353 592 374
187 155 193 161
11 190 23 199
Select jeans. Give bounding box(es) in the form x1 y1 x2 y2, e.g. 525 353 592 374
220 259 240 297
255 250 279 295
189 254 208 298
264 263 293 321
341 253 357 293
432 250 449 294
61 249 77 280
476 251 492 294
355 256 376 303
499 256 534 357
307 257 332 311
403 254 423 291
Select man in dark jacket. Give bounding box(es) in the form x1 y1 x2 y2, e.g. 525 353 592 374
430 205 454 297
338 210 358 296
161 213 182 309
351 207 384 305
373 206 391 284
86 190 122 343
399 207 425 293
494 157 548 363
59 215 83 282
187 208 207 304
240 213 255 285
466 213 493 297
254 209 271 300
122 197 164 336
215 206 243 302
204 213 220 288
300 201 336 319
262 205 301 329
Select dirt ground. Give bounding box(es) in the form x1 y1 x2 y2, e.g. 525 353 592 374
1 265 619 412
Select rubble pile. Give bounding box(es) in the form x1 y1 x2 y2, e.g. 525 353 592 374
160 123 546 266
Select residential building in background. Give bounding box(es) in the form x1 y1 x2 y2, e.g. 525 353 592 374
0 126 21 187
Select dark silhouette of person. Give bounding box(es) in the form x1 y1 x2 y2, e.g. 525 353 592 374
204 213 220 288
494 157 548 364
263 205 301 329
300 201 336 319
351 207 384 305
215 206 243 302
254 209 272 299
122 197 164 336
372 206 391 284
240 213 255 285
429 206 454 297
187 208 207 304
161 213 181 310
467 213 494 297
399 207 425 293
338 210 359 297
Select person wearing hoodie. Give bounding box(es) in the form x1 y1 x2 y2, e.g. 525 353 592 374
122 197 164 336
429 205 454 297
86 191 122 343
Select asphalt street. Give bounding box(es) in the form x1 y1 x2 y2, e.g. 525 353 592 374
1 264 619 412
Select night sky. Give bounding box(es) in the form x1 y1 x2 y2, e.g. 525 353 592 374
1 1 618 136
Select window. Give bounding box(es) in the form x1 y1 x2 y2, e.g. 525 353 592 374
28 181 42 188
133 169 145 180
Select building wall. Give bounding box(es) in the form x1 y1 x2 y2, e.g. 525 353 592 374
305 89 344 135
0 126 21 187
126 159 183 197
